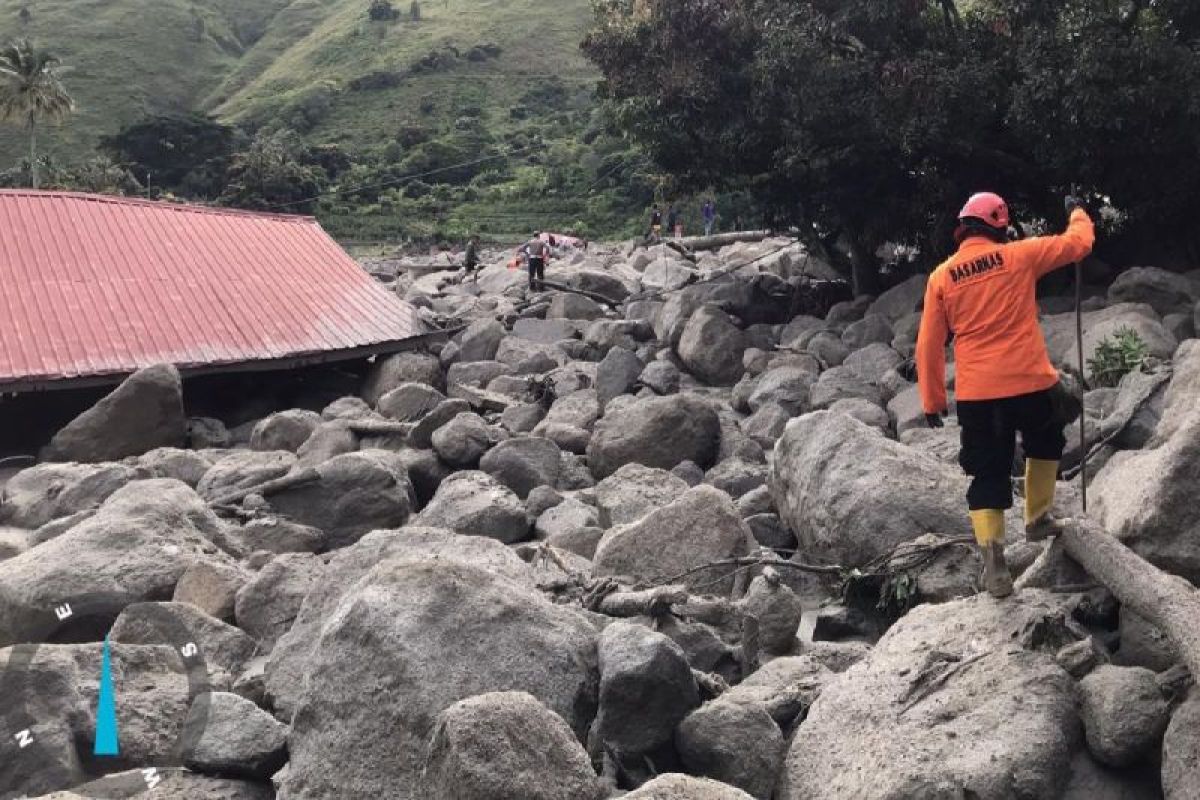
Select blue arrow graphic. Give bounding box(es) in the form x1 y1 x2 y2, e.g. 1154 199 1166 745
94 638 119 757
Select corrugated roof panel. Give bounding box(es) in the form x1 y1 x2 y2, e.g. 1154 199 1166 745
0 190 426 389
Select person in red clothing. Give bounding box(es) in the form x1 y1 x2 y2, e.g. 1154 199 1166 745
916 191 1095 597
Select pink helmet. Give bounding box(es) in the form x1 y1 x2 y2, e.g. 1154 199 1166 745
958 192 1010 230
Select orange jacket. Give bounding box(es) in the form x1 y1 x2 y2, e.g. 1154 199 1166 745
917 209 1095 413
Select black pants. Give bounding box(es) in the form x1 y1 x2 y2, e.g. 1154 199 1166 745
528 257 545 289
957 388 1066 510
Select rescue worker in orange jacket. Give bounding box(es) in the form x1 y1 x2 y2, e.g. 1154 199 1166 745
916 191 1095 598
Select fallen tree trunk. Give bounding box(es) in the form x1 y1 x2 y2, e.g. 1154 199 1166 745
537 279 623 309
208 467 321 507
675 231 771 251
1062 516 1200 678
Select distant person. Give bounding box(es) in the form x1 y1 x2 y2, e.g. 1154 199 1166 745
649 205 663 238
666 205 680 238
524 231 549 291
702 200 717 236
461 235 481 282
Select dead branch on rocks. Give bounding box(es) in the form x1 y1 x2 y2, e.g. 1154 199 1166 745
597 585 690 617
536 279 623 309
208 467 320 507
345 420 412 437
1060 516 1200 678
674 231 771 251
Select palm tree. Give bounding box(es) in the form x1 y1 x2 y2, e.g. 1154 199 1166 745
0 39 75 189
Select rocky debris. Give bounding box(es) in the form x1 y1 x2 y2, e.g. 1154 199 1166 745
249 409 321 452
867 274 926 322
234 552 323 649
188 417 231 449
1163 691 1200 799
458 318 506 362
361 351 444 405
1117 607 1180 671
232 516 326 555
41 364 186 463
0 461 138 528
1078 665 1170 767
679 305 748 385
591 621 700 757
377 383 445 421
547 292 605 320
1107 266 1198 315
594 485 752 593
779 592 1083 800
810 366 884 410
677 700 785 800
277 561 597 800
136 446 213 486
1154 339 1200 444
410 397 471 448
182 692 288 779
640 359 681 394
594 462 690 526
414 470 529 542
770 411 967 565
53 768 274 799
197 450 295 501
1044 303 1178 370
173 560 248 622
747 366 814 414
704 459 768 499
0 480 232 646
623 773 756 799
840 314 893 350
741 573 803 656
422 691 603 800
596 346 644 408
478 436 562 498
294 421 358 468
588 394 721 478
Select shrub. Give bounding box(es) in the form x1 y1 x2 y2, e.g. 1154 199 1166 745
1087 327 1149 388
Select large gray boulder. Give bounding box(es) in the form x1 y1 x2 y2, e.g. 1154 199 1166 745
457 318 506 362
0 480 232 647
377 383 445 421
423 692 604 800
547 292 605 321
431 412 499 468
414 471 529 543
596 346 644 409
182 691 288 779
276 561 597 800
1078 665 1169 767
778 592 1082 800
678 305 748 385
1043 303 1177 371
677 700 785 800
265 526 534 717
1107 267 1198 316
1163 691 1200 799
0 462 138 529
866 275 926 322
41 364 185 462
770 411 968 566
361 351 443 405
592 621 700 757
249 409 321 452
594 463 691 527
810 366 884 410
1153 339 1200 444
1091 408 1200 583
593 485 752 594
479 436 562 498
234 552 323 648
587 394 721 478
624 774 755 799
269 451 413 550
747 367 814 415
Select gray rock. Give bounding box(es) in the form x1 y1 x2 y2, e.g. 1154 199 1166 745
173 560 248 622
547 292 605 321
411 398 471 448
536 496 599 538
624 774 755 799
887 383 927 435
679 305 749 385
431 412 498 468
495 337 562 374
536 389 601 432
269 451 413 549
1062 751 1163 800
1163 691 1200 799
234 552 323 649
183 692 288 779
233 516 325 555
0 462 138 529
378 383 446 421
747 367 814 415
778 592 1082 800
740 403 793 450
1043 303 1177 372
593 621 700 756
677 701 785 800
415 471 529 543
513 317 577 344
594 463 691 527
322 395 373 421
446 361 514 399
536 422 592 455
525 485 564 517
566 269 631 303
593 486 751 594
277 561 597 800
584 319 652 355
1116 607 1179 671
742 574 803 655
1152 339 1200 444
843 343 905 386
704 459 767 499
188 417 231 450
810 366 883 410
806 330 849 366
423 692 603 800
361 351 443 405
828 397 890 430
779 315 824 348
250 409 321 452
737 485 774 517
1078 665 1170 767
640 360 681 395
295 421 358 469
265 526 535 717
1163 312 1195 343
65 768 274 798
596 346 643 409
196 450 295 501
1092 408 1200 583
891 312 922 358
390 446 451 507
41 364 186 462
0 480 232 647
841 314 893 350
478 436 562 499
458 318 506 363
587 394 721 478
770 411 968 566
671 459 707 487
500 402 546 433
1108 267 1198 315
136 447 213 486
867 275 927 322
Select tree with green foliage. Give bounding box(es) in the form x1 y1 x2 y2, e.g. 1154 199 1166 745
0 39 74 189
584 0 1200 292
368 0 400 22
218 130 326 213
100 114 237 198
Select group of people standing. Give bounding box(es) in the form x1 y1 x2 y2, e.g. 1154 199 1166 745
649 199 718 240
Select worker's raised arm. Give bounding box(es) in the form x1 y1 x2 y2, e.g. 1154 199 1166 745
915 276 950 415
1011 205 1096 279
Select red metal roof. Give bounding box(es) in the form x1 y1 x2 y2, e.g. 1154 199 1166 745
0 191 426 390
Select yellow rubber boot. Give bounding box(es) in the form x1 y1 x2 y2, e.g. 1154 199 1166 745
1025 458 1062 542
970 509 1013 598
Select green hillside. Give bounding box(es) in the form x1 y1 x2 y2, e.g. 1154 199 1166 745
0 0 653 238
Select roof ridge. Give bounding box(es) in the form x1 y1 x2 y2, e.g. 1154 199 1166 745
0 189 316 223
